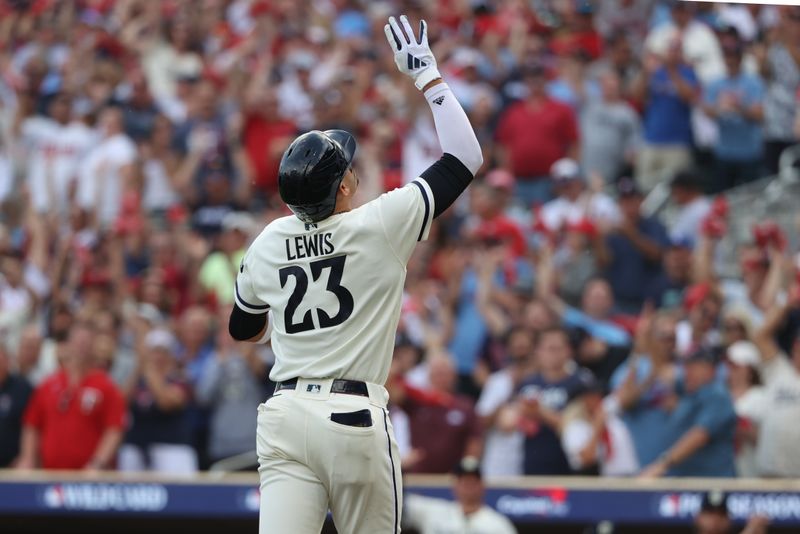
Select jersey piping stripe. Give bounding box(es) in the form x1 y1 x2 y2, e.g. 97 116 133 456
235 281 270 311
382 409 399 534
411 180 430 242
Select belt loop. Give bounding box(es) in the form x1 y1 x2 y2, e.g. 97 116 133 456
366 382 389 409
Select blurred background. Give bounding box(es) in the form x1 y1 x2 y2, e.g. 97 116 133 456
1 0 800 533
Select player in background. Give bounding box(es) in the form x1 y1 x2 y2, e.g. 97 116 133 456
228 15 482 534
403 457 517 534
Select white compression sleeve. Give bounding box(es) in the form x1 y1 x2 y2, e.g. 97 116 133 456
423 82 483 176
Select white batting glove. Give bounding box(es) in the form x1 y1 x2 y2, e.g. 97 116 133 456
384 15 441 91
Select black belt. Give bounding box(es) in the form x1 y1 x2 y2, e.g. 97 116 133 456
275 378 369 397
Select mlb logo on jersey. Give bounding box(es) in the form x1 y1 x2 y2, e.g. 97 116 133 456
306 384 322 394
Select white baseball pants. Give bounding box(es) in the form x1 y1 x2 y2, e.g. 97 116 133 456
256 378 402 533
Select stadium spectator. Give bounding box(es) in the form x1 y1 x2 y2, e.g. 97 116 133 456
696 227 786 331
538 252 631 347
516 327 593 475
402 457 516 534
121 70 160 142
634 37 699 192
595 0 653 47
640 347 737 478
676 283 724 358
475 326 535 479
752 285 800 477
547 50 597 112
199 211 254 306
720 308 754 349
758 6 800 174
140 114 181 214
128 14 203 103
694 490 770 534
76 106 137 227
175 306 215 467
14 325 44 385
601 177 670 314
549 1 603 60
242 80 296 195
571 328 630 392
31 301 73 386
644 238 693 310
645 1 724 84
17 91 94 216
0 251 39 343
668 171 711 246
579 71 640 183
173 79 242 206
276 52 317 131
119 328 196 474
724 341 766 477
703 38 766 192
539 158 620 233
17 322 125 470
551 218 603 308
611 309 678 467
589 33 641 99
0 344 33 467
560 375 639 476
449 213 526 397
495 63 579 206
697 491 734 534
402 353 482 474
177 306 215 384
196 323 271 465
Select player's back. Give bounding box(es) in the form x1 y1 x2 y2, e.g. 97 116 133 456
238 180 433 386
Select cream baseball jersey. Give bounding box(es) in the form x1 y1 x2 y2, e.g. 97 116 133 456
235 178 435 385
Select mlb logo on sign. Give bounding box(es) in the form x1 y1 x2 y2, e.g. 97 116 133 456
306 384 322 394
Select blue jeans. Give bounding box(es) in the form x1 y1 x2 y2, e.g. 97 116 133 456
514 178 553 209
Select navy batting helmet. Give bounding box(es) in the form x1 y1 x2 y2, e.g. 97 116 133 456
278 129 357 224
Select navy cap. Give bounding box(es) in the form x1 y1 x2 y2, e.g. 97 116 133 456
669 236 693 249
701 490 729 515
454 456 482 478
686 347 718 366
616 176 641 197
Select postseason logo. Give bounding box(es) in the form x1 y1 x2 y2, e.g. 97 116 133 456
40 483 168 512
657 492 800 522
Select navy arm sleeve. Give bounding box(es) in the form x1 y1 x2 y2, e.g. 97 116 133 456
420 153 473 218
229 303 268 341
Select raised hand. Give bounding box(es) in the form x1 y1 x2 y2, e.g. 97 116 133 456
383 15 441 91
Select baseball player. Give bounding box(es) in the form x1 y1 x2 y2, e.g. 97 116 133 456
228 15 482 534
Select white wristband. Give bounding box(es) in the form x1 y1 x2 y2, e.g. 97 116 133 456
415 67 442 91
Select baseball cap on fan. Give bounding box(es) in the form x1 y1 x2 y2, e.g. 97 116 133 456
550 158 582 183
451 47 481 70
144 329 178 353
222 211 257 235
616 176 641 198
485 169 515 191
727 341 760 368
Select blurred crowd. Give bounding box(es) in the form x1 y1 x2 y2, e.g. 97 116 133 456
0 0 799 480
